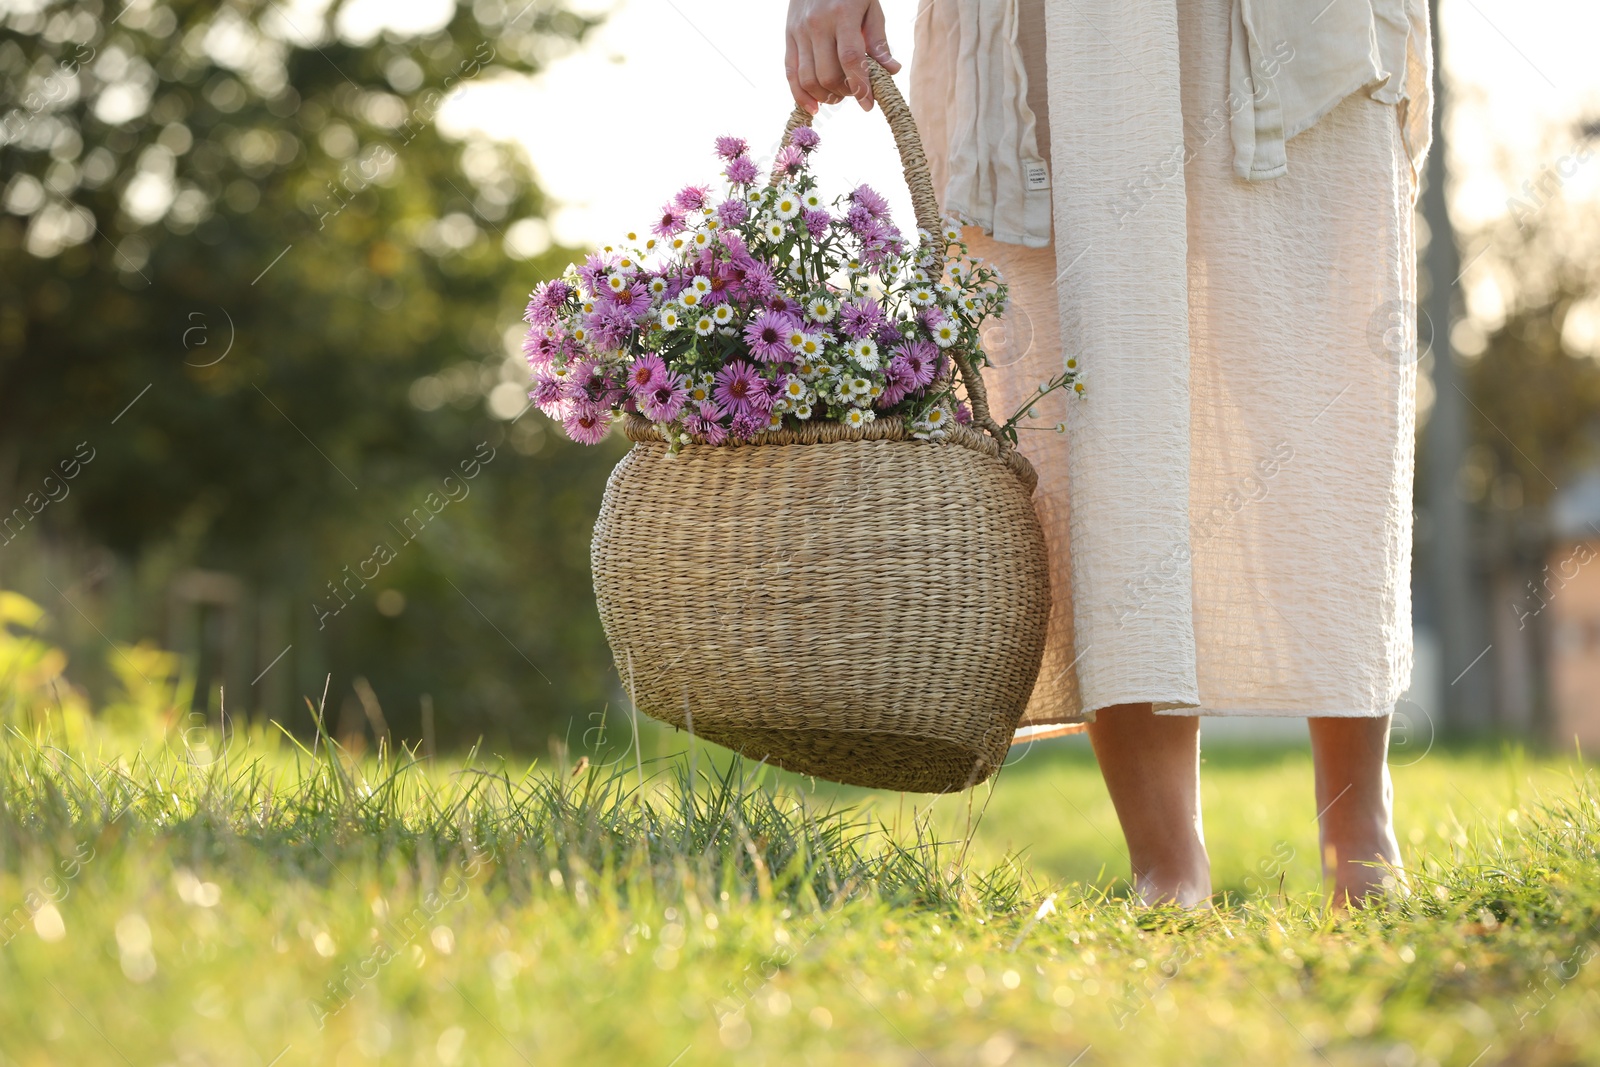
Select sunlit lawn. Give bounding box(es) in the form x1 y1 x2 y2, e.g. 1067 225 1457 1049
1 709 1597 1067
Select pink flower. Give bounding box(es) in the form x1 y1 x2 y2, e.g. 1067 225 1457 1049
801 208 830 240
790 126 820 151
674 184 710 212
839 297 886 340
640 374 689 423
713 359 763 415
725 155 759 184
524 280 570 326
717 197 750 227
772 144 806 179
626 354 669 396
563 403 612 445
850 184 890 219
894 339 939 387
652 202 686 237
744 310 796 362
715 136 750 161
530 374 570 417
730 410 767 439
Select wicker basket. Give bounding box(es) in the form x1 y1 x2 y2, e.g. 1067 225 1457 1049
590 62 1049 793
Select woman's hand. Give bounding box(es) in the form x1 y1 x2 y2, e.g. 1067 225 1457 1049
785 0 901 114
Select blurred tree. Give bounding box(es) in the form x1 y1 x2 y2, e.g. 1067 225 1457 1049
0 0 627 747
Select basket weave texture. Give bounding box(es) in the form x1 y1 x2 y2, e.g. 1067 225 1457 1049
589 61 1051 792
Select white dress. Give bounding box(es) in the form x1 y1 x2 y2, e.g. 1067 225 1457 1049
911 0 1425 737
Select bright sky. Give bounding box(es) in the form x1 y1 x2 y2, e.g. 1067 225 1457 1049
429 0 1600 255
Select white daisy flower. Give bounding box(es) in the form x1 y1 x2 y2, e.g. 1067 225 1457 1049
642 236 659 253
803 191 823 210
581 300 596 314
678 289 703 309
847 376 872 396
908 287 936 307
712 304 734 325
694 315 716 336
931 321 959 348
690 230 713 250
948 262 968 281
773 188 802 220
689 275 712 295
688 381 711 403
766 410 784 431
936 282 958 299
783 377 806 400
796 334 823 359
763 219 786 242
807 297 836 323
647 277 669 297
605 274 629 294
843 408 867 428
959 295 980 314
666 234 690 253
571 325 589 344
796 360 817 380
908 268 930 284
659 308 681 330
851 339 880 370
794 402 814 420
943 225 962 243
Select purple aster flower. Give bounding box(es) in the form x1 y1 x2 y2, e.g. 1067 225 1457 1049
687 408 729 444
744 310 796 362
604 280 652 319
772 144 806 179
640 374 689 423
801 207 829 240
954 400 972 425
625 354 669 397
717 197 749 227
725 155 759 184
839 298 887 340
673 184 710 213
730 409 767 440
850 184 891 219
563 403 612 445
790 126 820 151
530 374 570 417
524 280 570 326
715 136 750 161
522 329 558 368
713 359 763 415
895 339 939 387
878 364 914 408
586 305 636 351
652 202 686 237
874 323 903 350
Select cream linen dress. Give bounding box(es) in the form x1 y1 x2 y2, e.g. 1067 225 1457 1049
911 0 1425 737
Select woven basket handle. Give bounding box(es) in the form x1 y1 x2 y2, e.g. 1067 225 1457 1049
777 60 1010 452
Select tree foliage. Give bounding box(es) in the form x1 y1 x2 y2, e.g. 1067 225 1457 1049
0 0 629 747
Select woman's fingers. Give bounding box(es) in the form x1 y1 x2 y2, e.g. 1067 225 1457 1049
833 16 874 109
784 30 820 113
863 0 900 74
785 0 899 113
808 19 853 106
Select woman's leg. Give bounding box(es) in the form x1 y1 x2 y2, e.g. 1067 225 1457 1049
1087 703 1211 906
1307 715 1404 907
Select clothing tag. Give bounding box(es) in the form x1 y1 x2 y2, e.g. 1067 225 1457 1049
1024 159 1050 191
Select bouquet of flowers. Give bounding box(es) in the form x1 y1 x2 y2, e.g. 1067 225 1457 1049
523 128 1053 450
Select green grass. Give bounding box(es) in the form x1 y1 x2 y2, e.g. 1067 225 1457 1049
1 709 1598 1067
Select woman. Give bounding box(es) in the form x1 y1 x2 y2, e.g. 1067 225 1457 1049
784 0 1432 907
